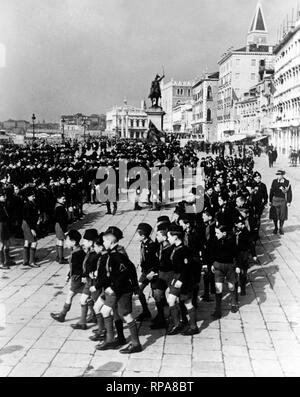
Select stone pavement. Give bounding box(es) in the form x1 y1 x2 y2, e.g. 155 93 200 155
1 154 300 377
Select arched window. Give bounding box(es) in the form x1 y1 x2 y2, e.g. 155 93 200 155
207 108 212 122
207 86 212 100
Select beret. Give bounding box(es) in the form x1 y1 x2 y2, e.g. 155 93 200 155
137 223 152 237
103 226 123 241
66 229 82 242
83 229 98 242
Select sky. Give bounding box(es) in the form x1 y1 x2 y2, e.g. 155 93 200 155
0 0 298 122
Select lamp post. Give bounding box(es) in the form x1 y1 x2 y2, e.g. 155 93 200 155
61 117 65 143
32 113 36 141
82 117 87 142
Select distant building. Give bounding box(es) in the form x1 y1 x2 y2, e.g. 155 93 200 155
161 79 194 132
270 15 300 155
106 101 148 139
236 74 274 140
172 101 193 134
192 72 219 142
217 2 274 141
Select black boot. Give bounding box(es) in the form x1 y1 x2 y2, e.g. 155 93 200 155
106 201 111 215
71 304 88 329
96 316 116 350
134 202 142 210
0 250 7 269
167 305 182 335
3 248 11 269
29 247 39 268
179 301 188 326
112 203 117 216
182 307 200 335
114 319 127 345
192 286 199 307
201 273 211 301
230 289 239 313
58 245 68 264
51 303 71 322
89 314 106 341
136 293 151 321
273 220 278 234
279 221 284 235
211 293 222 319
119 321 142 354
240 273 247 296
150 301 166 329
55 245 59 261
23 246 30 267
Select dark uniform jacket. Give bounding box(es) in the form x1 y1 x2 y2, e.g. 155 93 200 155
140 238 159 275
269 178 292 203
235 227 255 259
158 241 174 272
54 203 69 232
68 246 86 277
82 249 99 277
22 200 39 230
211 236 237 264
198 220 216 262
95 247 139 298
170 243 196 293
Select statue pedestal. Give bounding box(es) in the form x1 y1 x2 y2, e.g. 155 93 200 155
146 107 165 131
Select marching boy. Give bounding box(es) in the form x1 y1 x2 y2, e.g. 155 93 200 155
89 227 127 348
51 229 86 322
135 223 159 321
94 226 142 353
71 228 99 330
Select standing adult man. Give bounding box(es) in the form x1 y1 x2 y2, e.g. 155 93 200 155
269 170 292 235
22 188 39 268
54 194 69 264
0 187 10 269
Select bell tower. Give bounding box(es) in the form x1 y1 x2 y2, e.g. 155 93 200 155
247 2 268 46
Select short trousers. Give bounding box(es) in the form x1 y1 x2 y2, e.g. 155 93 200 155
103 291 133 317
55 223 65 240
152 271 174 291
213 261 236 284
22 220 37 243
139 271 157 289
0 222 10 242
70 275 84 293
82 278 94 296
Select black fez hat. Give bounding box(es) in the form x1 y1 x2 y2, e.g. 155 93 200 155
157 222 170 232
253 171 261 178
137 223 152 237
83 229 98 242
103 226 123 241
157 215 170 224
168 224 184 236
276 170 285 176
66 229 82 243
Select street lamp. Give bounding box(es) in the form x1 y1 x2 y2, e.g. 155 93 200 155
32 113 36 141
82 117 87 142
61 117 66 143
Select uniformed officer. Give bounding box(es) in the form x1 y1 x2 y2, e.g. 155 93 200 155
0 187 11 269
54 194 69 264
269 170 292 235
22 187 40 268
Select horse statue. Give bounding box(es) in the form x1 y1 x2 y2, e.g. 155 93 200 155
148 73 165 108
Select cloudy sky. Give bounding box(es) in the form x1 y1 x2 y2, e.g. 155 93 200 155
0 0 298 121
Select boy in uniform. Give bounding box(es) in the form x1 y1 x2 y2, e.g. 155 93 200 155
166 224 199 336
51 229 86 322
94 226 142 353
151 222 174 329
135 223 159 321
71 228 99 330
